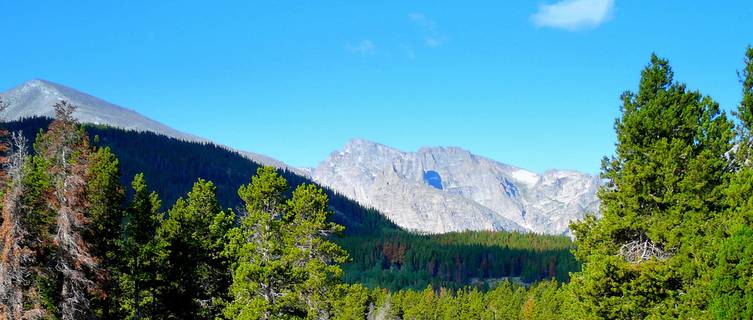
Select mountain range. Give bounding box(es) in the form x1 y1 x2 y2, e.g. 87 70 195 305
0 79 600 235
310 139 600 235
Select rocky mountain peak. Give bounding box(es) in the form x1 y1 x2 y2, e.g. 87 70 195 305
0 79 303 174
311 139 600 235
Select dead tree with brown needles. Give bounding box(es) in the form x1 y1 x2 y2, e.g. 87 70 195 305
38 101 99 320
0 133 45 320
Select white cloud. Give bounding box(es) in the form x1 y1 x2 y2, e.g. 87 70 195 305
345 40 376 55
531 0 614 31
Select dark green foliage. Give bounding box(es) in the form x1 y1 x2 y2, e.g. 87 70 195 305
158 179 235 318
331 284 371 320
710 224 753 319
711 167 753 319
22 142 58 315
285 183 350 318
568 53 737 318
224 167 294 319
340 231 577 291
118 174 166 319
86 146 125 263
86 146 126 318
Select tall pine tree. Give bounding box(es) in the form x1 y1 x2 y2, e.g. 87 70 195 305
285 183 348 318
86 146 126 318
224 167 350 319
158 179 234 319
224 166 293 320
119 173 165 319
568 54 735 318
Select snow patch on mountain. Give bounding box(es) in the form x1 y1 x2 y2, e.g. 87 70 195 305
510 169 540 187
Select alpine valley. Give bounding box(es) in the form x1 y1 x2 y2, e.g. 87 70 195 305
1 79 600 236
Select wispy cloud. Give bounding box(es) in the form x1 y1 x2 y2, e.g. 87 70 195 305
409 12 447 48
531 0 614 31
345 40 376 55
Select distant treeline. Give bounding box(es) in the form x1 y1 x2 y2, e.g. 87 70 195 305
340 231 577 291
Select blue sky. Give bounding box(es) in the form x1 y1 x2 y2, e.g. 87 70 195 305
1 1 752 173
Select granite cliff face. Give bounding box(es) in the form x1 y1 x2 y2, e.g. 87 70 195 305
311 139 600 235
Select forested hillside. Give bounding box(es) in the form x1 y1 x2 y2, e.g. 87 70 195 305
3 46 750 319
3 116 393 235
2 116 579 294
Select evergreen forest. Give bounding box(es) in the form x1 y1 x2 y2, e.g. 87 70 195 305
0 46 752 319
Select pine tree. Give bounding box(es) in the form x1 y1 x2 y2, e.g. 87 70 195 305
86 146 125 318
158 179 234 319
0 133 46 319
568 54 735 318
401 285 438 320
225 167 352 319
36 101 101 319
119 173 165 319
285 183 348 318
86 146 124 263
224 166 294 319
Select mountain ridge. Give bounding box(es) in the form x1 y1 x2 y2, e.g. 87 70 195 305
311 138 601 235
0 79 304 175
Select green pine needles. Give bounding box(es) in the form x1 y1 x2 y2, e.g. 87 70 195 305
223 167 349 319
